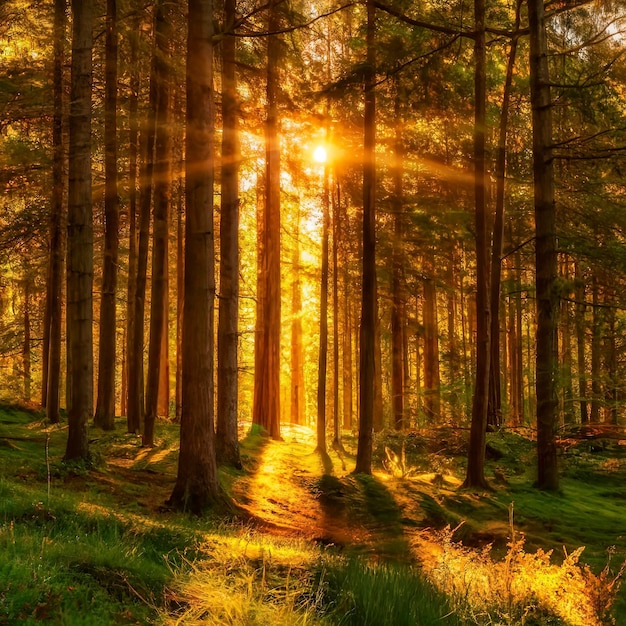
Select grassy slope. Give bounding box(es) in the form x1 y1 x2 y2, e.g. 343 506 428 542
1 405 625 624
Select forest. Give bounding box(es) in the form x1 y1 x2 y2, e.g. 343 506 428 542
2 0 626 623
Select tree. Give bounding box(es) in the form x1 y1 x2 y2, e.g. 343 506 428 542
463 0 490 490
127 7 156 435
169 0 224 513
144 0 173 447
94 0 120 431
216 0 242 468
252 0 283 441
354 0 376 475
65 0 94 462
529 0 559 491
43 0 66 425
316 145 330 455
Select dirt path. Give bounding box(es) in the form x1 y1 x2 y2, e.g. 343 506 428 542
231 424 376 547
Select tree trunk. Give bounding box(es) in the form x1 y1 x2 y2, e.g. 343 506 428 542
342 239 353 430
463 0 490 490
144 0 172 447
252 0 282 440
529 0 559 490
125 8 140 422
575 261 588 423
590 275 602 422
354 0 376 475
169 0 224 513
127 18 156 434
65 0 94 462
45 0 67 424
216 0 242 467
487 0 521 430
391 84 405 431
94 0 119 431
422 267 440 422
560 257 574 425
175 188 184 422
22 278 31 403
290 211 305 426
316 158 329 454
332 170 341 446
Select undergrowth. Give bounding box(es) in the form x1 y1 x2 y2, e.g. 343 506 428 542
2 406 626 624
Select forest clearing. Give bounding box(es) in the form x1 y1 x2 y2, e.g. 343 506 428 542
1 403 626 625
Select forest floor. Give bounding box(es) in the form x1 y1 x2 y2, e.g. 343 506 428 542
2 404 626 624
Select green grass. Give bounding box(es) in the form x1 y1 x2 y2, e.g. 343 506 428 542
322 558 460 625
2 406 626 625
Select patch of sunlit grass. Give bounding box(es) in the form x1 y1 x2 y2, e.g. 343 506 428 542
413 506 626 625
165 529 326 625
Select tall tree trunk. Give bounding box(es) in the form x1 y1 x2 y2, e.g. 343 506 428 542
169 0 224 513
391 85 405 431
354 0 376 475
590 275 602 422
487 0 521 430
144 0 172 447
529 0 559 490
125 9 140 422
252 0 282 440
94 0 119 431
422 266 440 422
65 0 94 462
22 278 31 403
342 237 353 430
575 261 588 423
127 19 156 434
175 187 184 422
560 257 574 425
45 0 67 424
463 0 490 490
216 0 242 467
332 170 341 446
604 295 618 425
316 157 329 454
290 211 305 426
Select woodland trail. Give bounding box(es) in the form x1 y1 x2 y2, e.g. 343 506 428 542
231 424 377 548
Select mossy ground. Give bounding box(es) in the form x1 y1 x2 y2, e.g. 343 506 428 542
1 405 624 624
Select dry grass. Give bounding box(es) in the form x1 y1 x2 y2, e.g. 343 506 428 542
412 504 625 625
164 530 327 626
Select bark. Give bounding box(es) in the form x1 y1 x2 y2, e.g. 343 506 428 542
590 276 601 422
332 171 340 446
127 19 156 434
354 0 376 475
175 189 184 422
422 267 440 422
144 0 173 447
316 160 330 454
560 257 574 424
65 0 94 462
342 238 353 430
94 0 119 431
252 0 282 440
45 0 66 424
463 0 490 490
391 85 405 431
575 262 588 423
22 279 31 403
487 0 521 430
529 0 559 490
290 214 305 426
125 9 140 423
216 0 242 467
169 0 224 513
